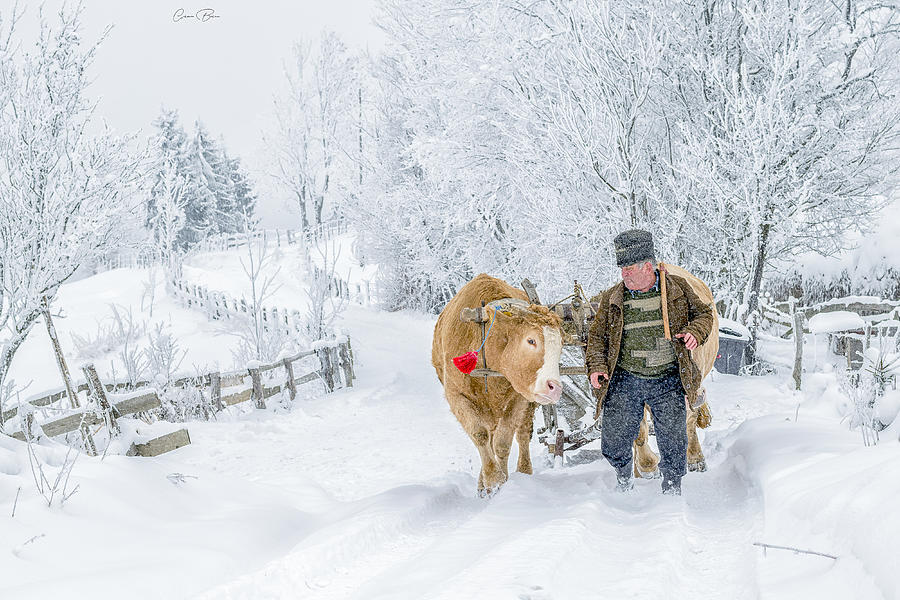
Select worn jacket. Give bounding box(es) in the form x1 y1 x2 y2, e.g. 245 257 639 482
586 273 714 419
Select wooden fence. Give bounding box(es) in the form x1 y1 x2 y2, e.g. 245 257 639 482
760 296 900 380
1 338 355 456
184 221 349 259
168 277 308 336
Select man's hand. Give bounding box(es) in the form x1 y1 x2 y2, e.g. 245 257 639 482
675 332 698 350
589 371 609 389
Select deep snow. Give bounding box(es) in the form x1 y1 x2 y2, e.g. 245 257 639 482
2 244 899 600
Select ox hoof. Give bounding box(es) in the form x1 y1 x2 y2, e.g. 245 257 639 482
637 467 661 479
688 459 707 472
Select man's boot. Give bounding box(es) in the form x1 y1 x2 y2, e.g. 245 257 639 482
661 474 681 496
615 465 634 492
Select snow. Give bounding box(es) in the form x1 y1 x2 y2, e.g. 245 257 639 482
719 317 752 340
808 311 867 334
2 242 900 600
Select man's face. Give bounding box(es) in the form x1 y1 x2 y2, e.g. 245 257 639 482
621 261 656 291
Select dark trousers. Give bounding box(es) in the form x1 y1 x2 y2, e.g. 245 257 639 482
600 368 687 481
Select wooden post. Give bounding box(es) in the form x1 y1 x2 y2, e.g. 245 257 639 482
41 297 80 409
339 341 355 387
209 372 224 411
790 297 803 391
554 428 565 466
283 358 297 400
249 366 266 409
318 348 335 392
329 346 342 387
521 279 541 304
83 363 120 436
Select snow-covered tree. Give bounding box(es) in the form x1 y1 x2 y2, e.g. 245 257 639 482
148 111 256 252
266 33 358 234
150 159 187 274
0 5 146 391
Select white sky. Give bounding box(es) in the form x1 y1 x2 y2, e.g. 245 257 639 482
5 0 385 227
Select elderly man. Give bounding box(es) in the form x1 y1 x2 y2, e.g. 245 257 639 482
586 230 713 495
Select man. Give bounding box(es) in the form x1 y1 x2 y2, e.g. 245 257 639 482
586 230 713 495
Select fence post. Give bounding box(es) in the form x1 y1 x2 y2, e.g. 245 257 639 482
791 297 804 391
210 372 224 411
329 346 342 386
249 366 266 409
339 341 354 387
318 348 335 393
83 363 120 436
282 358 297 400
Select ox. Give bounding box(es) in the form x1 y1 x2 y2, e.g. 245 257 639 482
432 274 564 495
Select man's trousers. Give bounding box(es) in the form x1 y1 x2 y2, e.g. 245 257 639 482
600 367 687 482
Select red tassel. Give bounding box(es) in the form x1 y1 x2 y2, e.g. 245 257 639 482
453 351 479 374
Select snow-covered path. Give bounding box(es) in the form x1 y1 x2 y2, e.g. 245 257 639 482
181 304 777 600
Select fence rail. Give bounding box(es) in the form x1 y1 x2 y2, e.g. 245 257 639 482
1 338 355 454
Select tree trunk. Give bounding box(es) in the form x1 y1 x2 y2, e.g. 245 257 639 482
743 218 772 371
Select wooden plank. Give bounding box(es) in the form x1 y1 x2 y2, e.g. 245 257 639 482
469 368 504 377
127 429 191 457
39 411 103 439
222 387 252 406
258 361 282 374
112 391 161 416
284 350 316 362
294 371 320 386
460 307 489 323
220 373 246 388
262 384 282 399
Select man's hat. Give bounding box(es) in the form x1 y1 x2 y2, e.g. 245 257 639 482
613 229 655 268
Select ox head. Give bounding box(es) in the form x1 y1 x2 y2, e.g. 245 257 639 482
485 301 564 405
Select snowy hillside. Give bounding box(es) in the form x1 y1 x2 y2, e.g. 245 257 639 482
2 240 899 600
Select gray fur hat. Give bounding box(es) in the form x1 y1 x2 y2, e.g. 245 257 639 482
613 229 655 268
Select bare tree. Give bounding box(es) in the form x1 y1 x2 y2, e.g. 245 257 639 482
0 5 147 393
266 33 357 233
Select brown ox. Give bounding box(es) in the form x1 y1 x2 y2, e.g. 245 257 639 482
432 274 564 495
632 263 718 476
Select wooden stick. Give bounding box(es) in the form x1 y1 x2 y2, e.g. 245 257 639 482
753 542 837 560
659 262 672 340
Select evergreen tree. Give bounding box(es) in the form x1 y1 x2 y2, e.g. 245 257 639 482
148 108 191 231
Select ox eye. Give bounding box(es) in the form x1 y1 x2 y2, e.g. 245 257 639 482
527 338 536 346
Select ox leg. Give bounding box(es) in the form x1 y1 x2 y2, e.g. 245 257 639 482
446 392 506 494
515 402 536 475
634 405 661 479
492 398 530 479
687 405 707 472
